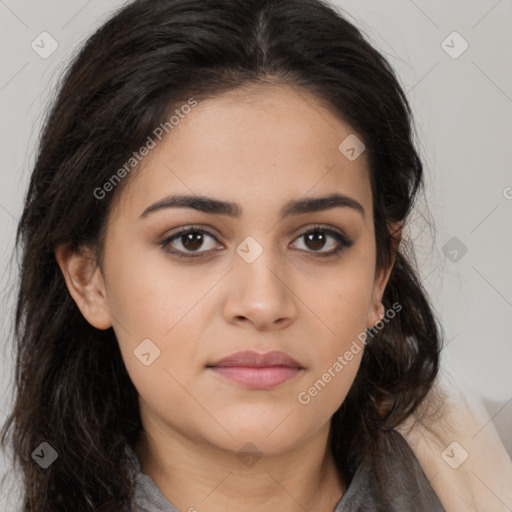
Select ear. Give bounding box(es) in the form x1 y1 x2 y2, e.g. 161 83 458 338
55 244 113 330
367 222 402 328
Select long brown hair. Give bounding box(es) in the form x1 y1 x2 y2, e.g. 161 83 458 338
1 0 442 510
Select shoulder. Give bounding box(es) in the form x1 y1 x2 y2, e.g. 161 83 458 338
395 368 512 512
337 428 445 511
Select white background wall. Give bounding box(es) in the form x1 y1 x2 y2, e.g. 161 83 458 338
1 0 511 509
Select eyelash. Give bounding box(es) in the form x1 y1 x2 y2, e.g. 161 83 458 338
159 224 353 260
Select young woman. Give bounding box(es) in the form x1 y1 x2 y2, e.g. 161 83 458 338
1 0 455 510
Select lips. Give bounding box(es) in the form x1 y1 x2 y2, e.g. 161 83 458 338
207 350 303 369
207 350 304 390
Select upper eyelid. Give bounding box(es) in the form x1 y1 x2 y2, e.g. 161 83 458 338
161 226 220 244
161 224 350 250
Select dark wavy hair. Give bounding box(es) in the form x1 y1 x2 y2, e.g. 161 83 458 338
1 0 442 510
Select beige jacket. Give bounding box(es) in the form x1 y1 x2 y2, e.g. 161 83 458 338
396 368 512 512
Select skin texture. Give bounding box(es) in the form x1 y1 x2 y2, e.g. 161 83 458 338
56 84 397 512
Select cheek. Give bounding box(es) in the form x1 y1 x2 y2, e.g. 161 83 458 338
103 236 207 337
313 260 375 343
294 342 362 439
295 254 374 408
103 239 213 395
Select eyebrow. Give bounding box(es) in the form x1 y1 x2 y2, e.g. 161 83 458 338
139 192 365 220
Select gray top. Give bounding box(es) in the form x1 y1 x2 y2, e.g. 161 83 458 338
126 429 445 511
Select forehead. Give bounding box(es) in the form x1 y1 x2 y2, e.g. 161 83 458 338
111 83 372 220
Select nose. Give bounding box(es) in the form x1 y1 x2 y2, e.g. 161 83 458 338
223 244 298 331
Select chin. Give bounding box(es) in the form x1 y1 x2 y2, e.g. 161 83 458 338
204 416 304 455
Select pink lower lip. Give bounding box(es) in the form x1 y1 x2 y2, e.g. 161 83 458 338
209 366 302 389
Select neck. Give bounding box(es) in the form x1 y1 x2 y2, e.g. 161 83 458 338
135 422 345 512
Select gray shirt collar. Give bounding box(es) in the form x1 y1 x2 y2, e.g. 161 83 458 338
125 430 445 511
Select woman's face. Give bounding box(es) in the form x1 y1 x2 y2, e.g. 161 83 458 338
62 84 392 457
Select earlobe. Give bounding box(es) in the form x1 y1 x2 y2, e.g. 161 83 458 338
54 244 112 330
367 265 391 327
367 300 385 329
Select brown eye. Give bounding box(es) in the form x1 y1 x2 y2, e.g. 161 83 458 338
181 231 205 251
304 230 328 251
291 226 353 257
160 228 220 257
